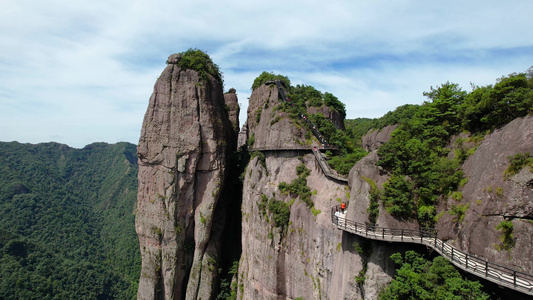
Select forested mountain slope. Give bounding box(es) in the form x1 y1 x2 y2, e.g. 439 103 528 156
0 142 140 299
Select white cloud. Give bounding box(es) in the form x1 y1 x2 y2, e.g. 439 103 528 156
0 0 532 147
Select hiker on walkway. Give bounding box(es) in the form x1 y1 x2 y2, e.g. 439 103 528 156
341 202 346 213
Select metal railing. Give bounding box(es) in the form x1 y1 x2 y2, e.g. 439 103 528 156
330 205 533 296
312 148 348 183
250 146 313 151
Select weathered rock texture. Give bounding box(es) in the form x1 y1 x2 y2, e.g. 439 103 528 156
136 54 236 300
236 83 351 299
235 84 424 299
436 115 533 273
224 89 240 135
361 125 398 152
238 152 349 299
244 84 321 149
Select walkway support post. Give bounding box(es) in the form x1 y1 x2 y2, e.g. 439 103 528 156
452 248 454 262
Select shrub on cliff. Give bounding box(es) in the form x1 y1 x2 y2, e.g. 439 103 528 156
375 71 533 226
504 152 533 179
251 71 290 90
176 48 223 85
278 163 313 208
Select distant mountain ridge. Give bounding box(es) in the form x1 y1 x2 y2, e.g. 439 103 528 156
0 141 140 299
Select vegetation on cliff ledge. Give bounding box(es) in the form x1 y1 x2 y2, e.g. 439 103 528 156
372 71 533 227
252 72 365 175
176 48 223 85
251 71 290 90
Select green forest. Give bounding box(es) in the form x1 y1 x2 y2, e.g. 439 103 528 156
0 142 140 299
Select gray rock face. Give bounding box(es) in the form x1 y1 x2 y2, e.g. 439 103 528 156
238 153 349 299
436 115 533 273
136 54 235 300
348 115 533 292
245 84 314 149
224 90 240 135
361 125 398 152
234 83 413 299
236 84 351 299
237 122 248 150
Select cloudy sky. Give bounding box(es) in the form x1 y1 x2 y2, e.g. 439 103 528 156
1 0 532 148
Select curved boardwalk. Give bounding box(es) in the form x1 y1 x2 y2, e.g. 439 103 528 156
331 205 533 296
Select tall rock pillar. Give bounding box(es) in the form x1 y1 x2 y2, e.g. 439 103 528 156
136 52 236 300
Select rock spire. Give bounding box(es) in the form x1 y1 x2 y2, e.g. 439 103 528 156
136 52 237 300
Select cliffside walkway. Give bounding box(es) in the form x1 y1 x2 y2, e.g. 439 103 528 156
330 205 533 296
312 147 348 183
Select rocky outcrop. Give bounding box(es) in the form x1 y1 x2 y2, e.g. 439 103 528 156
327 124 421 299
436 115 533 273
348 125 419 230
306 106 345 131
346 115 533 293
224 89 240 135
136 54 236 300
237 122 248 150
245 84 318 149
361 125 398 152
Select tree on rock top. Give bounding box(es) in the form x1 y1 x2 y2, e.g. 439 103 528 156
251 71 291 90
175 48 223 85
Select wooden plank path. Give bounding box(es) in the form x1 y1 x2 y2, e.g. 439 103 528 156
249 146 348 183
311 148 348 183
331 205 533 296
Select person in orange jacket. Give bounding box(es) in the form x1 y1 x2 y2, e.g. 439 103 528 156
341 202 346 213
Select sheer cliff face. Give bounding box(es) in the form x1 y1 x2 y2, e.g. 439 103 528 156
136 54 236 300
237 84 351 299
437 115 533 273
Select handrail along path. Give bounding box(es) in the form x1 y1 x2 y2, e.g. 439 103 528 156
331 205 533 296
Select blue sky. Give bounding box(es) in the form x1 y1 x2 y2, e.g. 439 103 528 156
1 0 532 148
